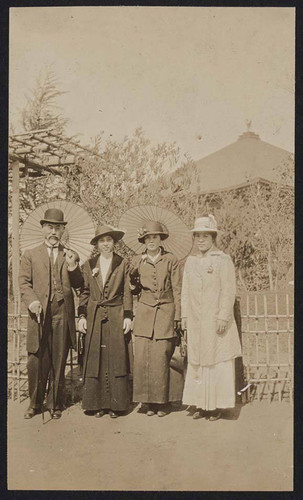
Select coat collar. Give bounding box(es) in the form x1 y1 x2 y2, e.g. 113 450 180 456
144 247 169 265
89 252 123 293
192 247 223 258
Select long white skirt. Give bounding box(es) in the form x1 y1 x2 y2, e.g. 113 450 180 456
182 359 236 411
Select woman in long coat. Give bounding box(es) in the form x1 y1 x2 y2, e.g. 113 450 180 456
130 220 181 417
181 215 242 420
78 225 133 418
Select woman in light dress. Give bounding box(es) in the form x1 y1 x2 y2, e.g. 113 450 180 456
181 215 242 420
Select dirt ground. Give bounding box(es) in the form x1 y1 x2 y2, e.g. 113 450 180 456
7 398 293 491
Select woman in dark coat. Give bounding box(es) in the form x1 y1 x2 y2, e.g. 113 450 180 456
78 225 133 418
130 220 181 417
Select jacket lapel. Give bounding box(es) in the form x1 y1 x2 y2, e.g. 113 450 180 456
38 244 50 271
89 255 103 295
104 253 122 285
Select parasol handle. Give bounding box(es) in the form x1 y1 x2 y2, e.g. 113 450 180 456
60 242 80 262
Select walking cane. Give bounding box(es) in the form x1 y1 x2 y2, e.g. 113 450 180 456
37 311 45 423
44 310 56 419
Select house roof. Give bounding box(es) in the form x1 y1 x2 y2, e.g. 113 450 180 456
187 130 293 193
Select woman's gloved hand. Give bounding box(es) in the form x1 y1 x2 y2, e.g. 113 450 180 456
78 316 87 334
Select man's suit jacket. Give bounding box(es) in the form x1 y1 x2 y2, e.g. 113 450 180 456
19 243 83 353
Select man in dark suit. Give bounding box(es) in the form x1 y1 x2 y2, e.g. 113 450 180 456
19 208 83 419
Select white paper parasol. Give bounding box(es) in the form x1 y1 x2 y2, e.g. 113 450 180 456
20 200 96 265
119 205 193 260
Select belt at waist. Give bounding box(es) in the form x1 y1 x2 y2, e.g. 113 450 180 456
140 289 174 306
91 296 123 308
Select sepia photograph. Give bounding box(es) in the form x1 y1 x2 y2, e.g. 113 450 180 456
8 5 294 491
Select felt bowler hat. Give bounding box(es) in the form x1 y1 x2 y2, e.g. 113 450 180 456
190 214 220 233
90 224 125 245
40 208 67 226
138 220 169 243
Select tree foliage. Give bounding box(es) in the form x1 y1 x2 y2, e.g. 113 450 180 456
21 68 68 132
62 127 181 225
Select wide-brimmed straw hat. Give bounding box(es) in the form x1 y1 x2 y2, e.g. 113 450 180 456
40 208 67 226
138 220 169 243
90 224 125 245
190 215 220 233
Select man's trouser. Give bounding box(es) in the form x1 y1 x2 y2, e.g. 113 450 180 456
27 300 70 410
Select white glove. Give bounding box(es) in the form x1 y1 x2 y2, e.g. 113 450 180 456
123 318 132 335
78 317 87 334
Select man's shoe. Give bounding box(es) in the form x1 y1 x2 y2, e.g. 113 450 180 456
50 409 62 419
192 410 203 419
24 407 40 419
95 410 106 418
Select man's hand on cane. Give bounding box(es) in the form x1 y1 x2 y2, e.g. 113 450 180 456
29 301 42 322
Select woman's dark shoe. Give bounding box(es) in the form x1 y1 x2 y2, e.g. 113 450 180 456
146 404 155 416
24 407 40 419
50 409 62 419
192 410 203 419
109 410 118 419
208 410 222 421
95 410 106 418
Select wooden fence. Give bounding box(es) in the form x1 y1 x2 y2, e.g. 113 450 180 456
8 291 294 404
240 291 293 403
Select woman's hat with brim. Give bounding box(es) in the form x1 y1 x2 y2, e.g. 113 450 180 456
190 215 220 233
90 224 125 245
40 208 67 226
138 220 169 243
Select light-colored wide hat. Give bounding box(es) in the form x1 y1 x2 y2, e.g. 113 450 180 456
190 214 220 233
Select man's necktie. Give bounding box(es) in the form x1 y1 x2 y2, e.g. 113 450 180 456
49 247 55 302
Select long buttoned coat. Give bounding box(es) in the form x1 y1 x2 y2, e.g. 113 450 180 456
19 243 84 353
78 253 133 379
130 250 181 339
181 249 242 367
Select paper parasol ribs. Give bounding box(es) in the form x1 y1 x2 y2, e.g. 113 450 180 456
119 205 192 260
20 200 96 265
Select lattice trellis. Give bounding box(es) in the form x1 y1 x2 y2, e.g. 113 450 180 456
9 127 102 176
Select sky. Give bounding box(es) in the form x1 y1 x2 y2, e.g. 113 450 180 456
9 6 295 161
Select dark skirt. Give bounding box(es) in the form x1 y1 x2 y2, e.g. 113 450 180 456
82 320 129 411
133 335 177 404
